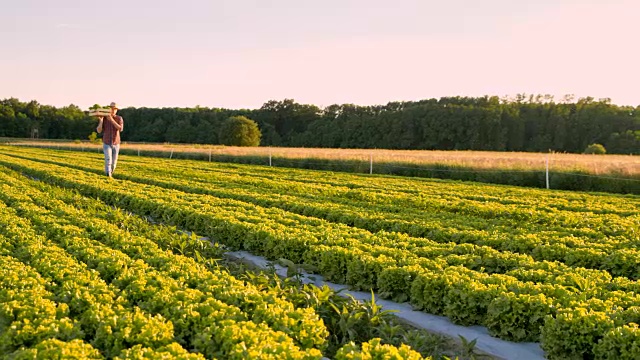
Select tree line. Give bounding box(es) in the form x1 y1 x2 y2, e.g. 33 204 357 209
1 95 638 154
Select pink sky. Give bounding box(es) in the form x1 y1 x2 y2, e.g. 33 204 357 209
1 0 638 109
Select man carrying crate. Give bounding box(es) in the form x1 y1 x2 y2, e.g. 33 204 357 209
96 102 124 177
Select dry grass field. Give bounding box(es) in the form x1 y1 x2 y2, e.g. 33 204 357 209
6 139 638 178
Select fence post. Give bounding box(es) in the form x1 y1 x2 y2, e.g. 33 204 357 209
138 148 140 156
170 149 173 159
545 153 550 189
209 149 212 162
269 148 272 167
370 153 373 174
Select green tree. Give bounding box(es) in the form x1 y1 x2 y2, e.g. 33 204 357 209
219 116 261 146
606 131 640 154
254 99 321 144
584 143 607 154
2 96 639 153
88 132 101 144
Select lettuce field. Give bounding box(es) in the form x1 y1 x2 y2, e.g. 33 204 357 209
0 145 638 359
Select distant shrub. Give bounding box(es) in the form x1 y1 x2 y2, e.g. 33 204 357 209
584 143 606 154
88 132 101 144
219 116 261 147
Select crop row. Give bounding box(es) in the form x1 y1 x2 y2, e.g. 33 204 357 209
2 148 638 280
0 153 637 300
0 251 94 357
1 167 438 359
1 154 640 358
0 193 329 359
0 247 214 358
6 146 637 216
0 204 200 359
0 151 637 287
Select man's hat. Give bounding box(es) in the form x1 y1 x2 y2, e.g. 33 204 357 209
109 102 119 109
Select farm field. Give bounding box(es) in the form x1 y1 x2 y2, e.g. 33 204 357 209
5 139 639 174
4 138 640 194
0 145 639 359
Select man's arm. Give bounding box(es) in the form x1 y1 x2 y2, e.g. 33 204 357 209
96 117 104 133
106 115 124 131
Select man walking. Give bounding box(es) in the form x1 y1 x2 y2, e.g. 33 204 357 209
97 102 124 177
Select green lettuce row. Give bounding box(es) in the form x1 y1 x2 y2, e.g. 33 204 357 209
303 246 640 346
150 152 635 215
6 146 634 239
38 170 634 298
7 339 103 360
0 253 82 356
4 158 638 308
8 339 207 360
541 307 640 360
594 323 640 360
118 156 636 238
15 178 223 268
334 338 427 360
0 170 327 352
407 267 640 359
0 182 323 359
14 181 438 355
1 150 637 280
5 151 640 358
8 339 206 360
2 154 640 354
79 167 640 279
111 166 637 279
113 343 208 359
0 204 179 358
0 168 616 348
0 158 636 346
0 156 630 298
7 147 632 248
9 145 635 218
159 153 638 216
2 147 631 254
0 163 615 314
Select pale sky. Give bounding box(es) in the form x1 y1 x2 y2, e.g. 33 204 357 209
1 0 638 109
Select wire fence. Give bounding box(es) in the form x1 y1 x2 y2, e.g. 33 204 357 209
4 143 640 194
